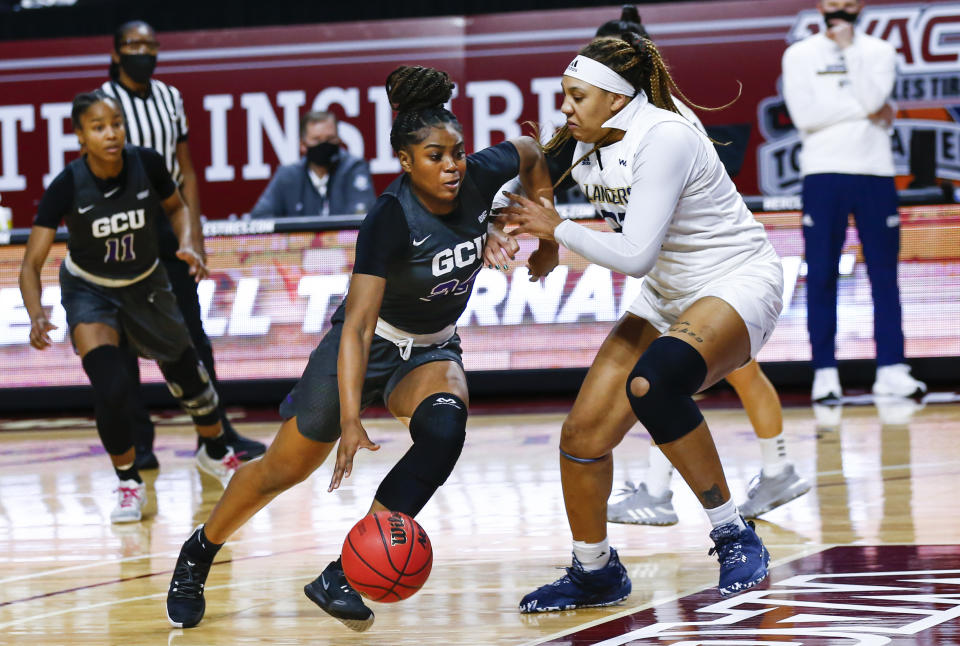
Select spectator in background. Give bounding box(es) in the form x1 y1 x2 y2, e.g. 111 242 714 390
250 111 376 218
102 20 266 467
782 0 926 402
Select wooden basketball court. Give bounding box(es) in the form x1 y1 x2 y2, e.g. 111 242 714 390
0 397 958 645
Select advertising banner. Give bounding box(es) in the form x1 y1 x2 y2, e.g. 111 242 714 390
1 208 957 390
4 1 960 226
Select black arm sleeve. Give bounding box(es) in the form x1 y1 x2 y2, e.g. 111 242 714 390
352 196 410 278
136 146 178 199
33 170 74 229
466 141 521 205
547 137 578 191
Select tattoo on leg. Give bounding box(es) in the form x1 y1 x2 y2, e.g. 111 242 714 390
667 321 703 343
701 484 725 507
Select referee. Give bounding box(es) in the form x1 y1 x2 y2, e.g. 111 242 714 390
102 20 266 467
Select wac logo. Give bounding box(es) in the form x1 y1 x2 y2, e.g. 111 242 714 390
91 209 146 238
757 3 960 195
388 512 407 546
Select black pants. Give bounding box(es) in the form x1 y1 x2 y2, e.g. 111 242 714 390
128 256 235 448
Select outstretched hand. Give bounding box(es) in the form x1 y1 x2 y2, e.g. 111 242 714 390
497 191 563 242
484 220 519 270
29 314 57 350
176 247 209 282
329 418 380 492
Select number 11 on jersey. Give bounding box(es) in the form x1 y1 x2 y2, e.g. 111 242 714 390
104 233 136 262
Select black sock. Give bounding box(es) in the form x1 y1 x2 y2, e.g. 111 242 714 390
202 432 228 459
185 525 223 562
115 465 143 484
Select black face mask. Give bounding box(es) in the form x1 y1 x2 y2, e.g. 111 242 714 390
306 141 341 168
823 9 860 24
119 53 157 84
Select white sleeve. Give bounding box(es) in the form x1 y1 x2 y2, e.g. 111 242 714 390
844 40 895 115
491 177 522 210
674 98 706 135
554 122 696 277
782 43 867 133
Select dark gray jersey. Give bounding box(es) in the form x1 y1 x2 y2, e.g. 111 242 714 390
64 146 166 280
378 172 489 333
342 142 521 334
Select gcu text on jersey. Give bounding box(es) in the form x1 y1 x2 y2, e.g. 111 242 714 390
431 235 486 277
92 209 146 238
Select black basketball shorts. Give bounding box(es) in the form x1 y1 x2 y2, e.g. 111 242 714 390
279 320 463 443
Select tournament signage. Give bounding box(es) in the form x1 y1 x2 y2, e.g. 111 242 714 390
0 0 940 226
758 2 960 195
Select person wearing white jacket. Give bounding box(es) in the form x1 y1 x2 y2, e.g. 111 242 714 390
782 0 926 402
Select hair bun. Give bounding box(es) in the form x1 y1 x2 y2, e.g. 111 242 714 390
620 5 641 24
385 65 454 114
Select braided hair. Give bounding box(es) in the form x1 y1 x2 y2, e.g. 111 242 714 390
545 35 705 188
386 65 462 154
71 90 120 130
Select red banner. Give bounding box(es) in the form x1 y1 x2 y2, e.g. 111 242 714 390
1 0 958 227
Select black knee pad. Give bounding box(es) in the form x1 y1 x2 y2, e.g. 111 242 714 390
626 336 707 445
81 345 134 456
375 393 468 516
159 347 220 426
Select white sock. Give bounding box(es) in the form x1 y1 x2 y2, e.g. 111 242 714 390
645 445 674 498
572 538 611 571
704 499 746 531
758 435 788 477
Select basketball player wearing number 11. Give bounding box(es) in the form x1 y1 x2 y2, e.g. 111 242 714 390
165 65 554 632
19 91 239 525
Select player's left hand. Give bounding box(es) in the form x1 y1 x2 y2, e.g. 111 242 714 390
176 247 209 282
498 191 563 242
484 220 519 270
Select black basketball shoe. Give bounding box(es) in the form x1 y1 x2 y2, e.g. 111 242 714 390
195 418 266 461
304 558 374 632
166 535 214 628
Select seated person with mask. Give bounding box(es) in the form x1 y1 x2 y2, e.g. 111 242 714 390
250 111 375 218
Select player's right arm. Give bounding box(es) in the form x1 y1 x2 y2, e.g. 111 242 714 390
20 170 70 350
329 197 406 491
19 226 58 350
329 273 385 492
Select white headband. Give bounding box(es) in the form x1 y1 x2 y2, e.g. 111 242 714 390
563 55 636 97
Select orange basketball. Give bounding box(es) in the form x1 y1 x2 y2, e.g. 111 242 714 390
341 510 433 602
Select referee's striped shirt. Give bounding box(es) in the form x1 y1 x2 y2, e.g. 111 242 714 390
101 78 189 185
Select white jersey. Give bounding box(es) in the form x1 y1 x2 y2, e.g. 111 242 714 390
554 92 775 300
781 32 896 177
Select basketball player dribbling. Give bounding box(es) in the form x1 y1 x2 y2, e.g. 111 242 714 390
165 65 553 632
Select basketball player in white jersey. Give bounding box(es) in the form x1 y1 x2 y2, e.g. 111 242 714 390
500 34 783 610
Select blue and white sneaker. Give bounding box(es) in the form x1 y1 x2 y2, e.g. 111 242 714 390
519 547 631 613
709 519 770 597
